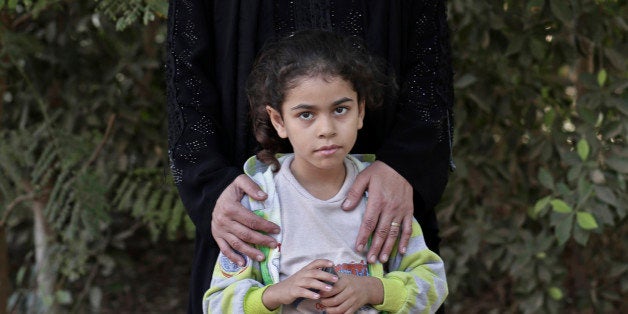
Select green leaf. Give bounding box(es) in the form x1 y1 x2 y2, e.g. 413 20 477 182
7 0 19 9
16 266 26 285
576 212 599 230
573 223 590 245
505 36 524 56
551 199 572 213
56 290 73 305
532 196 552 218
606 157 628 173
607 97 628 115
555 213 573 245
577 106 597 125
529 39 546 61
550 0 572 24
167 200 185 240
548 286 564 300
601 121 623 139
577 138 590 161
567 165 582 183
454 73 477 89
538 167 555 190
594 186 618 207
543 107 556 127
147 0 169 17
597 69 607 87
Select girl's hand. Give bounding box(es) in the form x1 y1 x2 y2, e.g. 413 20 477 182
262 259 338 310
319 274 383 314
342 161 414 263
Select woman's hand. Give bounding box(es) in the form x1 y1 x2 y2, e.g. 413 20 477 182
211 174 280 266
262 259 338 310
342 161 414 263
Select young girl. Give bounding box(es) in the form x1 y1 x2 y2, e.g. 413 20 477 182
204 30 448 314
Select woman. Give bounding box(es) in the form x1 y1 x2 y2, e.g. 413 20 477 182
165 1 454 313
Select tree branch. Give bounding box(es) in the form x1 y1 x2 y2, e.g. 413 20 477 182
84 113 116 169
1 193 34 227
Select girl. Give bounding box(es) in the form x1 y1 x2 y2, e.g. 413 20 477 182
204 30 447 314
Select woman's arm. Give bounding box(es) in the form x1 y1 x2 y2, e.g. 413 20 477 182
167 0 278 262
167 0 236 241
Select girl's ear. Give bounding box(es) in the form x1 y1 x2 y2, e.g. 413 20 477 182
357 101 365 130
266 106 288 138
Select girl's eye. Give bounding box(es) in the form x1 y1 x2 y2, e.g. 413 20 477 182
298 112 314 120
334 107 348 115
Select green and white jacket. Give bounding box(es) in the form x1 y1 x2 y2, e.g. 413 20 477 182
203 154 448 314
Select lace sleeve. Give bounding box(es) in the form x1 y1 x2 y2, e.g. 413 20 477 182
166 0 240 239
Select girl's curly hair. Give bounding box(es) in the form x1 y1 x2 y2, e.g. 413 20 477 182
246 30 397 170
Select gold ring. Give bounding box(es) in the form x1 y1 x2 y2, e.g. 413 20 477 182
391 222 400 227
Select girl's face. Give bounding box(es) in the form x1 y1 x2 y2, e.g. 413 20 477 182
267 75 364 176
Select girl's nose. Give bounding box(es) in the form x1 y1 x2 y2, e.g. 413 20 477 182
317 116 337 138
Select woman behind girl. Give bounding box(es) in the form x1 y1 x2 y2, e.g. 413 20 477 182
203 30 447 314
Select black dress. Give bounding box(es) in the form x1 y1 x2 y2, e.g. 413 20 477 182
166 1 454 313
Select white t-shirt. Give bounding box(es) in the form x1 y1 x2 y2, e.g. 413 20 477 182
275 155 376 313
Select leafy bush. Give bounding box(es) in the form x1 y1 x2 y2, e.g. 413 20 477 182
441 0 627 312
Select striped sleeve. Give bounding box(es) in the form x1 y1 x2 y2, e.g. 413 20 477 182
374 219 448 313
203 252 277 314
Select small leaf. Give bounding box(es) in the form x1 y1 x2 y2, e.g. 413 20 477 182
543 107 556 127
16 267 26 285
573 223 590 245
147 0 169 17
555 213 573 245
538 167 555 190
532 196 552 218
505 36 524 56
548 286 564 300
606 157 628 173
597 69 607 87
567 165 582 183
56 290 73 305
577 138 590 161
529 39 546 60
607 97 628 115
550 0 572 24
551 199 572 213
454 73 477 89
577 106 597 125
594 186 618 207
576 212 599 230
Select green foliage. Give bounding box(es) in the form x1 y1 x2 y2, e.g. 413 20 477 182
0 1 186 312
96 0 168 31
112 170 194 242
441 0 627 312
